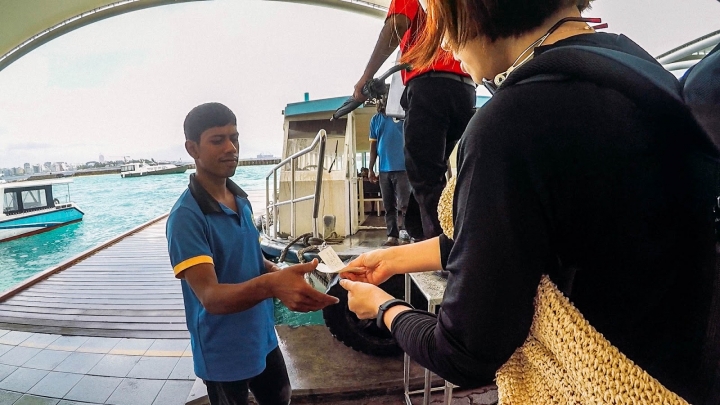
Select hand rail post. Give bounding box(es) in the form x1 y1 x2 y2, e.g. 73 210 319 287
313 133 327 238
290 157 296 238
265 176 270 236
273 169 278 237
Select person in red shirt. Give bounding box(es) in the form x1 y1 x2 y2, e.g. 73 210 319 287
353 0 476 241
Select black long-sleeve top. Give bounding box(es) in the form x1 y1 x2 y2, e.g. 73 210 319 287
391 33 716 403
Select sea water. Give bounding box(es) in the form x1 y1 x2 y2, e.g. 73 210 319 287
0 166 323 326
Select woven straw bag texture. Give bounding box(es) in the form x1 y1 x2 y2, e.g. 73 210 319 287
436 177 689 405
438 176 456 238
496 276 689 404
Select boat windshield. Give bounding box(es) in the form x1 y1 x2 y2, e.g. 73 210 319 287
286 118 346 173
3 185 54 214
3 191 18 214
120 165 135 172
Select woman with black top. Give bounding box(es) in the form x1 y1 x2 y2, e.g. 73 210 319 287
339 0 718 403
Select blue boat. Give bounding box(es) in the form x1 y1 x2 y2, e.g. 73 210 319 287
0 178 84 242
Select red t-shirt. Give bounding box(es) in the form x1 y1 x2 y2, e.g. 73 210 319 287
388 0 468 84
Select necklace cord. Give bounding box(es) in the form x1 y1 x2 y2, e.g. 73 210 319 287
485 17 605 92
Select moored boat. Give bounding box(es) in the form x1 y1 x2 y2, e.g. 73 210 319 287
0 178 84 242
119 161 188 178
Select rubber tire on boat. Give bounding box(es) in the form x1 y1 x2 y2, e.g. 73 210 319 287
323 274 405 357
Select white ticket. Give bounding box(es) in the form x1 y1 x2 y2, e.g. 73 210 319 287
316 245 345 273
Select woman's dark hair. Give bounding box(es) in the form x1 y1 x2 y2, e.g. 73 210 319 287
403 0 594 69
183 102 237 142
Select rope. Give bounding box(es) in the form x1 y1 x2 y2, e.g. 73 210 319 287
278 233 312 263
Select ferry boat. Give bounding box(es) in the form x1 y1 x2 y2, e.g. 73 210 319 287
119 161 188 178
0 178 84 242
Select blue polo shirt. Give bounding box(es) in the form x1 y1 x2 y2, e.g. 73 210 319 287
166 174 277 382
370 113 406 172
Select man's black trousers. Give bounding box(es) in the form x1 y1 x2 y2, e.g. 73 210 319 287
400 74 476 240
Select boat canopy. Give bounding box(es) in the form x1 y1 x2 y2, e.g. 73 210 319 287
0 0 716 73
0 178 73 191
0 0 390 73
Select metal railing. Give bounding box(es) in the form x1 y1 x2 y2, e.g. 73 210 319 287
265 130 327 240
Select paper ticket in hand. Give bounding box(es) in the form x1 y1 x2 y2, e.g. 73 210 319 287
316 246 360 274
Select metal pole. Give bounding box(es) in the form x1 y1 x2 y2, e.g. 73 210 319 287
273 170 278 237
291 157 296 238
265 177 270 236
313 130 327 238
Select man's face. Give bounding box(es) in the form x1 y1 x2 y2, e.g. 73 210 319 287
186 124 239 178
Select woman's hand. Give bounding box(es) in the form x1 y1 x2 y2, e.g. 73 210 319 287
339 279 394 319
340 249 396 285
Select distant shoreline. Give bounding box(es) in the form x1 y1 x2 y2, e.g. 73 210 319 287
2 159 278 183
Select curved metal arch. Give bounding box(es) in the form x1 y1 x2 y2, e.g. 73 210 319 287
0 0 389 73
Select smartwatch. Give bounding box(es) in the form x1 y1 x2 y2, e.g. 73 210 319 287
376 298 413 331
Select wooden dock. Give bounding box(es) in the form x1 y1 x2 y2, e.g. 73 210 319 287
0 216 187 339
0 188 501 404
0 190 267 340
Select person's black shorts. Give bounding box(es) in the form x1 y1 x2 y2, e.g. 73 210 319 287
203 346 291 405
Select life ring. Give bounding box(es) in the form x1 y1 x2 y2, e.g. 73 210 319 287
53 198 60 206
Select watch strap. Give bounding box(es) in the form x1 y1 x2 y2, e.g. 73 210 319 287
376 298 412 331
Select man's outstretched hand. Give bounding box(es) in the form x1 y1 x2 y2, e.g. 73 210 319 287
270 259 339 312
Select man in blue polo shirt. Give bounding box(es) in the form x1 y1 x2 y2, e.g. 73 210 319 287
166 102 338 405
369 97 411 246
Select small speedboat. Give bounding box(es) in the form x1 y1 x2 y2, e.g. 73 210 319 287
0 178 84 242
119 162 188 178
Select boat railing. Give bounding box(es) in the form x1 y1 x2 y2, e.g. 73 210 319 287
264 130 327 241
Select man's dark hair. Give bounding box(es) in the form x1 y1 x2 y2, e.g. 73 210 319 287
183 102 237 142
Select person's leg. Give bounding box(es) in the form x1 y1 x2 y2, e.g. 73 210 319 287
248 346 291 405
403 77 475 239
379 171 399 239
400 87 423 241
394 171 411 234
204 380 250 405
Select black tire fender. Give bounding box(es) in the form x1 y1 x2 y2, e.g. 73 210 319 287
322 274 405 356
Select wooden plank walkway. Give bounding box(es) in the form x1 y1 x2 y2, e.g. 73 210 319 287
0 189 267 340
0 217 188 339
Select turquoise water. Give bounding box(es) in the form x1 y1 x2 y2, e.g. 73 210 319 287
0 166 323 326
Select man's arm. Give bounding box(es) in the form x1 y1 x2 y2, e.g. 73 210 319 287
369 140 379 183
181 260 338 315
354 13 411 101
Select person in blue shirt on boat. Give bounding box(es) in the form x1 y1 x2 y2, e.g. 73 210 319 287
166 102 338 405
369 97 411 246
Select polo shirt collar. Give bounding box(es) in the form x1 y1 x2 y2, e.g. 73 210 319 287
188 173 248 215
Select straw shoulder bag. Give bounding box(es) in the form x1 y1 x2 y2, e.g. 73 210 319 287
437 177 689 405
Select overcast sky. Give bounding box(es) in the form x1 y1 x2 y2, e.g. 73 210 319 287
0 0 718 168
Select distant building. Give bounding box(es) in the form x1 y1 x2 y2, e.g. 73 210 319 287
257 153 274 159
33 164 41 174
13 167 24 175
99 154 105 163
23 163 31 173
43 162 52 172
